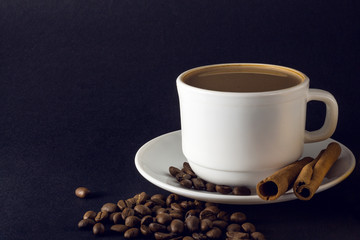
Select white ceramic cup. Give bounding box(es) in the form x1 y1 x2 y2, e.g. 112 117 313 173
176 63 338 187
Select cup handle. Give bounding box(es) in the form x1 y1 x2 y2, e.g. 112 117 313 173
304 89 338 143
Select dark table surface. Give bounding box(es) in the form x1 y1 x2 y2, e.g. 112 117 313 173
1 1 359 239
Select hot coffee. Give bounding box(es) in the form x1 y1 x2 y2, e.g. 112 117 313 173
182 65 303 92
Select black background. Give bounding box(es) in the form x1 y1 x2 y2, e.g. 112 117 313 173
1 1 359 239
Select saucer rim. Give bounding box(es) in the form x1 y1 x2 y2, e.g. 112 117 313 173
135 130 356 205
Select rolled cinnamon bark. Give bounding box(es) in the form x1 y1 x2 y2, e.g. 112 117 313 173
256 157 314 201
293 142 341 200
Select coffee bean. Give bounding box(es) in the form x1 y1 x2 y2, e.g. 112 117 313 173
154 232 176 240
166 193 180 206
170 202 183 212
241 222 256 233
124 227 140 238
227 223 242 232
151 194 166 201
183 162 197 177
75 187 90 199
251 231 266 240
149 222 167 232
78 219 95 229
192 232 207 240
230 212 247 223
112 212 123 224
95 211 108 222
185 209 201 219
144 200 155 208
169 210 183 219
125 198 136 208
140 225 152 236
101 202 118 213
206 227 222 239
83 210 96 220
141 215 153 225
156 207 168 215
152 198 166 207
180 179 193 188
110 224 128 233
204 202 218 208
200 218 213 232
169 166 182 177
180 200 192 210
199 209 216 221
92 222 105 235
212 220 228 230
136 192 150 204
176 172 192 181
205 183 216 192
233 186 251 196
170 219 184 234
226 231 250 239
156 213 172 225
192 178 206 190
134 204 152 216
215 185 232 194
185 216 200 233
122 207 135 220
183 236 195 240
117 199 127 210
217 210 230 221
204 206 220 214
125 216 141 227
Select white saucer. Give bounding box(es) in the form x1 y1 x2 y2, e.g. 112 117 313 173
135 131 356 204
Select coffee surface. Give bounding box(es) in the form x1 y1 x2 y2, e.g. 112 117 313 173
183 66 303 92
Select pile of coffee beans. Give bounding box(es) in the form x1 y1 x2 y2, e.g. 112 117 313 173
77 192 265 239
169 162 251 195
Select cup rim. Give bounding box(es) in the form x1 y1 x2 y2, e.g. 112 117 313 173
177 63 310 97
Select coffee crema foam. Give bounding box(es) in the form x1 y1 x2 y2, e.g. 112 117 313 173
183 65 304 93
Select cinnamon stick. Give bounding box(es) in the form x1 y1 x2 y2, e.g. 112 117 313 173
256 157 314 201
293 142 341 200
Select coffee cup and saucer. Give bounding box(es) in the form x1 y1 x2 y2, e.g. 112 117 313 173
135 63 356 204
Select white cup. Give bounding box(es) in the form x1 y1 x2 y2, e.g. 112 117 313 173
176 63 338 187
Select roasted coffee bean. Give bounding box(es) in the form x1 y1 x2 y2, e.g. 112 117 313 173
92 222 105 235
125 216 141 227
204 202 218 208
124 227 140 238
95 211 108 222
170 219 184 234
149 222 167 232
192 178 206 190
140 225 152 236
183 236 195 240
156 207 169 215
136 192 150 204
212 220 228 230
125 198 136 208
185 209 201 219
217 211 230 221
183 162 197 177
169 210 183 219
226 231 250 239
112 212 123 224
241 222 256 233
83 210 97 220
75 187 90 198
169 166 182 177
180 179 193 189
134 204 152 216
166 193 180 206
199 209 216 221
141 215 153 225
215 185 232 194
152 198 166 207
156 213 172 225
176 171 192 181
78 219 95 229
154 232 176 240
227 223 242 232
101 202 118 213
205 183 216 192
144 200 155 208
200 219 213 232
151 194 166 201
206 227 222 239
192 232 207 240
122 207 135 220
180 200 192 210
230 212 247 223
251 232 266 240
205 206 220 214
110 224 128 233
170 202 183 212
233 186 251 196
185 216 200 233
117 199 127 210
